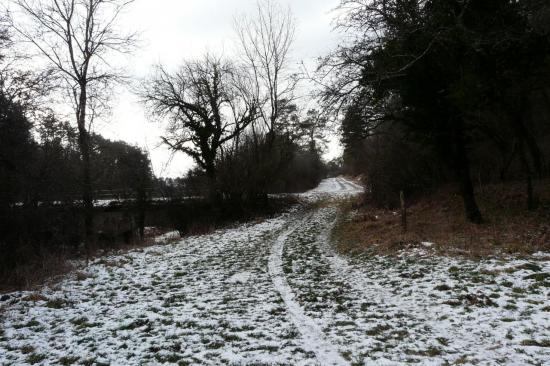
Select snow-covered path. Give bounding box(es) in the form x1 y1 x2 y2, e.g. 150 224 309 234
1 177 549 365
268 214 347 366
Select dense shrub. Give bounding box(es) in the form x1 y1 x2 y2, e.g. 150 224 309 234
215 132 325 202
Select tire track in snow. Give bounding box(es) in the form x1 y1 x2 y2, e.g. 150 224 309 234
335 178 347 192
317 208 388 301
337 177 363 193
268 213 348 366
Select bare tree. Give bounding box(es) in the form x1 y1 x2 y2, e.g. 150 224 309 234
235 0 296 137
300 108 328 152
315 0 428 114
10 0 137 251
141 55 258 199
0 15 9 59
1 12 52 114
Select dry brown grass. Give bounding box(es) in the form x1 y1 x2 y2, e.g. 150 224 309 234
0 235 157 294
20 293 48 302
0 254 75 294
333 179 550 258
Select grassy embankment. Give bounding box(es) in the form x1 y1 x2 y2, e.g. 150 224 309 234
333 179 550 258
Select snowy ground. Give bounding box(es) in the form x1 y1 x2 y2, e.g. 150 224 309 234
0 177 549 365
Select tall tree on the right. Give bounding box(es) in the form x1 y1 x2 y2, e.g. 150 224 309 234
319 0 550 223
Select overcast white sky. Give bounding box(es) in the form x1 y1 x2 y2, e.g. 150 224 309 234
95 0 343 178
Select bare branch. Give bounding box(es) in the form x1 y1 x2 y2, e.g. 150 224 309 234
140 55 259 178
234 0 296 135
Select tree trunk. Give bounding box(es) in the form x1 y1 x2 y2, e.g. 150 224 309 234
400 190 407 233
457 164 483 224
204 163 220 204
519 141 536 211
76 83 94 261
499 142 517 181
512 105 538 210
510 97 543 178
524 130 543 178
136 183 147 240
453 126 483 224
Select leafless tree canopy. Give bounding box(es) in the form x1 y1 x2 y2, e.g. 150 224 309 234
141 55 258 180
0 14 50 117
0 16 9 58
235 0 296 135
316 0 428 114
11 0 137 118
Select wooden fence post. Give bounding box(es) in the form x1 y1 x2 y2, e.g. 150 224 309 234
400 190 407 233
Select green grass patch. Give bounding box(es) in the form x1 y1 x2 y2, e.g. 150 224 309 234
521 339 550 347
524 273 550 281
516 263 542 272
59 356 80 365
45 298 71 309
27 353 46 365
20 345 35 354
366 324 391 336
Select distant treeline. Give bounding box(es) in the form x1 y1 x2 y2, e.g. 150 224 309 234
159 131 328 202
1 112 153 207
0 88 154 279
